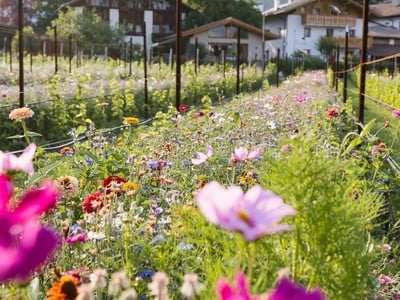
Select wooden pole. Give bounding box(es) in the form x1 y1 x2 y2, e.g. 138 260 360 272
195 37 198 75
175 0 182 110
276 48 280 87
358 0 369 133
129 37 133 77
343 29 349 103
54 25 58 74
18 0 24 107
143 22 149 116
335 44 340 91
236 27 241 95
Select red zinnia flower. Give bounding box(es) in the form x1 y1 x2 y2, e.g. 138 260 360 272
325 107 339 119
82 192 104 213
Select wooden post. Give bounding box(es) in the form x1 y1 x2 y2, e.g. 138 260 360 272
54 25 58 74
343 29 349 103
276 48 280 87
143 22 149 116
18 0 24 107
69 34 72 73
129 38 133 77
195 37 198 75
236 27 241 95
358 0 369 133
175 0 182 110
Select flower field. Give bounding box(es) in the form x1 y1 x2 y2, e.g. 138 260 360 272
1 69 400 299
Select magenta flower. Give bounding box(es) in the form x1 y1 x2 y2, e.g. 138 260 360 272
195 181 296 241
66 233 88 245
268 277 325 300
0 175 59 282
216 272 262 300
231 147 261 163
0 143 36 175
192 144 214 165
392 109 400 118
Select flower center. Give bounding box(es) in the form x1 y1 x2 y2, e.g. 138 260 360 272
237 210 254 227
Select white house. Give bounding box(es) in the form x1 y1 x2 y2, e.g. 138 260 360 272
262 0 400 60
262 0 365 59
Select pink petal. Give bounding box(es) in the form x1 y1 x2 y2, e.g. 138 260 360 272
13 181 58 224
0 221 59 282
206 144 214 157
196 181 242 226
192 152 208 165
0 175 13 212
216 278 237 300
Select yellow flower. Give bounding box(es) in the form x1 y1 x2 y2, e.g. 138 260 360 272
9 107 34 120
123 117 139 125
122 181 139 195
46 275 79 300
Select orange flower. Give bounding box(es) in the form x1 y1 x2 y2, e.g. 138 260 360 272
46 275 79 300
9 107 34 120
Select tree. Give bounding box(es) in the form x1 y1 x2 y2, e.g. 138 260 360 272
47 7 125 54
34 0 74 34
316 36 338 62
183 0 262 29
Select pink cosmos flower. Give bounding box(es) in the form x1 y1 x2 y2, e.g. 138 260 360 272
268 277 325 300
0 143 36 175
216 272 262 300
231 147 261 163
195 181 296 241
392 109 400 118
0 175 59 282
192 144 214 165
66 233 88 245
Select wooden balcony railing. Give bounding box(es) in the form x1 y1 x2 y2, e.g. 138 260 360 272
336 36 373 48
303 15 357 27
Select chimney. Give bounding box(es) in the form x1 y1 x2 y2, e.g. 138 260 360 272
274 0 280 10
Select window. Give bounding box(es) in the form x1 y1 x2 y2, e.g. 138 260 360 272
349 29 355 37
326 28 333 37
304 27 311 37
208 26 226 38
312 7 320 15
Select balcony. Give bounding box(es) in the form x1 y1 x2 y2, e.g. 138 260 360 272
336 36 373 49
303 15 357 27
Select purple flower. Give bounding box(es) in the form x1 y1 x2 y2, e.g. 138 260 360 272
231 147 261 163
268 277 325 300
192 144 214 165
0 143 36 175
392 109 400 118
0 175 59 282
216 272 260 300
195 181 296 241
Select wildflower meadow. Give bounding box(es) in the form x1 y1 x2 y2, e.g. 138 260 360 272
1 68 400 300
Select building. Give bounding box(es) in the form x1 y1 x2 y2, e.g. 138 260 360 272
68 0 190 59
262 0 400 60
262 0 365 59
157 17 279 65
369 1 400 57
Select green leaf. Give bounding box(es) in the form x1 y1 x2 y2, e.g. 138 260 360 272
26 131 42 137
359 119 376 139
6 134 25 139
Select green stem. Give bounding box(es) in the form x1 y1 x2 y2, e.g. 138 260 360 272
21 120 31 145
247 242 256 283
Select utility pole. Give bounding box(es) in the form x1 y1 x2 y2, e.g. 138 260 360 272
358 0 369 133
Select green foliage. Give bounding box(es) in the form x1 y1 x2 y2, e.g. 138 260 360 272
316 36 338 60
183 0 262 28
259 133 383 299
48 7 124 53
